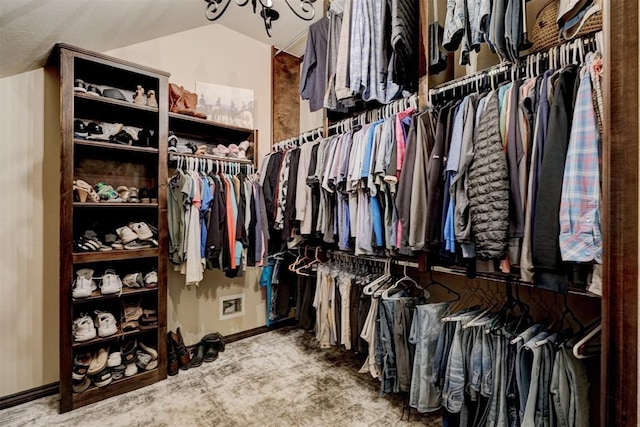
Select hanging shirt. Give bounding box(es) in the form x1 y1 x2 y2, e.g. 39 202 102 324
559 63 602 264
300 17 330 112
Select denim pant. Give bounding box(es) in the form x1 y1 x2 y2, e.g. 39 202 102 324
550 346 590 427
379 299 399 395
518 330 551 426
408 302 448 412
393 298 414 393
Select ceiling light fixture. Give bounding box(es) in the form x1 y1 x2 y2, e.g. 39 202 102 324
204 0 317 37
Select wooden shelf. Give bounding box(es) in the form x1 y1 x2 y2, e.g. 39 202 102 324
72 327 156 349
74 202 158 208
75 91 159 113
72 286 157 303
169 112 253 133
74 138 159 154
72 248 158 263
69 369 162 410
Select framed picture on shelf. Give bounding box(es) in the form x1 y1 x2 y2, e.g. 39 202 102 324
195 82 255 129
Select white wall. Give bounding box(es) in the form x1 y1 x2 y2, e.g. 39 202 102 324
0 23 272 397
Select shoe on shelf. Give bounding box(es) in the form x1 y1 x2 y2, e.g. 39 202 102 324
136 128 157 148
116 225 138 244
140 309 158 330
73 179 100 203
139 341 158 360
129 222 154 240
72 276 96 299
168 132 178 153
74 119 88 139
144 271 158 289
167 333 179 376
72 377 91 394
124 362 138 377
216 144 230 157
95 311 118 337
74 79 87 93
100 269 122 295
146 90 158 108
107 351 122 368
103 88 126 101
128 187 140 203
117 186 130 202
135 351 158 371
227 144 240 158
121 340 137 365
86 84 102 97
123 272 143 288
87 348 109 376
133 85 146 105
111 364 126 380
124 240 153 250
73 315 96 342
94 182 122 202
93 367 113 387
169 328 191 370
138 187 150 204
72 352 92 380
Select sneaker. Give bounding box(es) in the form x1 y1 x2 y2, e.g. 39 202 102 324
143 271 158 289
124 362 138 377
121 340 137 365
107 351 122 368
139 341 158 360
123 272 143 288
116 225 138 244
73 315 96 342
168 132 178 153
72 276 96 299
135 351 157 371
92 367 112 387
129 222 153 241
95 311 118 337
133 85 146 105
100 269 122 295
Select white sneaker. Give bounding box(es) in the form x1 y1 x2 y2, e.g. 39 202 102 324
73 315 97 342
116 226 138 244
95 311 118 337
107 351 122 368
72 276 96 298
129 222 154 240
100 270 122 295
124 362 138 377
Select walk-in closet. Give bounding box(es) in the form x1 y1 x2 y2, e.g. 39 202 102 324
0 0 637 426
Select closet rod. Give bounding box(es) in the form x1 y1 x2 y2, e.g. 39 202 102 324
273 126 324 151
327 250 420 269
431 266 601 299
328 93 419 135
430 31 601 97
168 152 253 164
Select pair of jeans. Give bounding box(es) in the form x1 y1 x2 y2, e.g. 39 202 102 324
408 302 448 413
518 330 550 425
379 299 398 395
550 346 590 427
393 297 414 393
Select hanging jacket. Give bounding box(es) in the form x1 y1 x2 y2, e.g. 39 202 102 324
467 91 510 260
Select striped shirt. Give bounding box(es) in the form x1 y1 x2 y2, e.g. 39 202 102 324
559 65 602 263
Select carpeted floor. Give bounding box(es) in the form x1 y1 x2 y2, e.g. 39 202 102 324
0 327 442 426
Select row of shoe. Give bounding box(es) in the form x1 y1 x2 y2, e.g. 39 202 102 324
73 305 158 342
74 80 157 108
74 223 157 252
74 119 157 148
73 179 157 204
166 328 225 376
72 341 158 393
168 132 250 160
72 268 157 299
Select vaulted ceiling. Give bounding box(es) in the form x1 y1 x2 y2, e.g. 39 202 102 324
0 0 322 79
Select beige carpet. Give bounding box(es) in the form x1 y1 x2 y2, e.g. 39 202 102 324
0 327 442 426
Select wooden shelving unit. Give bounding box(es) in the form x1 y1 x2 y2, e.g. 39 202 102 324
55 43 169 413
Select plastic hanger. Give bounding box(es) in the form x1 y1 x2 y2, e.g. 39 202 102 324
381 263 420 300
363 258 391 295
572 322 601 359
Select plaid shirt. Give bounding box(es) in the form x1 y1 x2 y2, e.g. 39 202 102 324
559 65 602 263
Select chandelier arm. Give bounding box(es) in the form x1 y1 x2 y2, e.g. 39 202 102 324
204 0 233 21
282 0 317 21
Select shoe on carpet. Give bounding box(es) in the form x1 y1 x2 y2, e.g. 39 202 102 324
167 332 179 376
